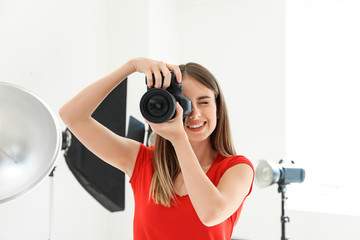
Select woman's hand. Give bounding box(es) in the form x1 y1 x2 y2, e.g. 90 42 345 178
145 102 187 143
130 57 182 89
130 57 185 142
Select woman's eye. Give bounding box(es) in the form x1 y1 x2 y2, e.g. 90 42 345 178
199 102 208 105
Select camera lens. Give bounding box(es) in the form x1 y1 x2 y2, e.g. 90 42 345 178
147 95 169 118
140 89 176 123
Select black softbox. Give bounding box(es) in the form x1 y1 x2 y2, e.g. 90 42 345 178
63 79 127 212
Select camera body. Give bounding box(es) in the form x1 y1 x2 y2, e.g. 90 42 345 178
140 72 192 123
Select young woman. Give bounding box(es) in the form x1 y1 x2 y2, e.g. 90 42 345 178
59 57 254 240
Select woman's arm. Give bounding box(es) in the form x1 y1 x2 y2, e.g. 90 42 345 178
59 59 139 177
148 103 254 227
59 57 180 177
172 135 253 227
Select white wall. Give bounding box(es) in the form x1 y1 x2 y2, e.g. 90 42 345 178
0 0 148 239
285 0 360 239
1 0 359 240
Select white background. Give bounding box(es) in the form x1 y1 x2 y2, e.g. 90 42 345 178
286 0 360 218
0 0 359 239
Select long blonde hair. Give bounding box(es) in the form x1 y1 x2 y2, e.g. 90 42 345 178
150 62 236 207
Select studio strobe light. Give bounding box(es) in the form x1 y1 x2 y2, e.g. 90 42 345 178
255 159 305 240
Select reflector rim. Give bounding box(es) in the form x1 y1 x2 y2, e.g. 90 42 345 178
254 159 281 188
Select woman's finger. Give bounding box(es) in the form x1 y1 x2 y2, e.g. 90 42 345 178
145 71 154 88
166 63 182 83
160 65 172 89
153 71 163 88
175 102 183 119
150 61 166 88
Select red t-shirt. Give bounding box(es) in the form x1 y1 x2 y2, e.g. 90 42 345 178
129 143 254 240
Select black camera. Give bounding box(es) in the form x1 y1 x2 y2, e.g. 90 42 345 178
140 72 193 123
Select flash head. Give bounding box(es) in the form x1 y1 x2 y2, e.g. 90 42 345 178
255 159 305 188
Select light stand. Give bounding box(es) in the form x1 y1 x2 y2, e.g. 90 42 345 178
278 183 290 240
255 159 305 240
47 130 71 240
48 167 56 240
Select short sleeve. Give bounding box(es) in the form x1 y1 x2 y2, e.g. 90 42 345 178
129 143 153 185
226 155 254 197
212 155 254 197
224 155 253 172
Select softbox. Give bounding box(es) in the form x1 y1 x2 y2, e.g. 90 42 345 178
64 79 127 212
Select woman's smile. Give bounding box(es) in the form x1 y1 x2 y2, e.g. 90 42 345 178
187 121 207 131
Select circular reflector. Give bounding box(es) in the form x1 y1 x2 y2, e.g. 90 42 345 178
0 82 61 203
254 160 281 188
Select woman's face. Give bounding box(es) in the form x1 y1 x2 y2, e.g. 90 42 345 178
182 76 217 144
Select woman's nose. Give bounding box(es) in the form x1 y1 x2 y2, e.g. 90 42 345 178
189 106 200 119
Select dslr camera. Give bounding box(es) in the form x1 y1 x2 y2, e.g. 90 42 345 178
140 72 193 123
